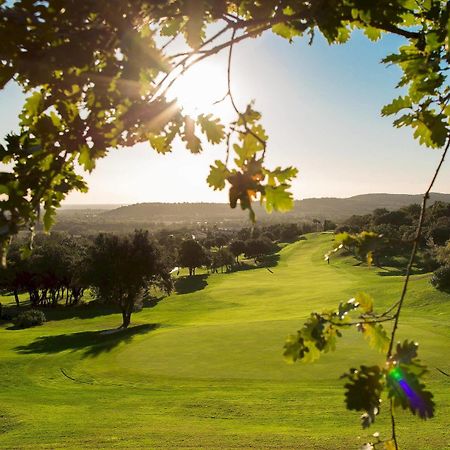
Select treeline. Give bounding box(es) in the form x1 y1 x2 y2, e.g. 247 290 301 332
334 201 450 290
1 220 329 327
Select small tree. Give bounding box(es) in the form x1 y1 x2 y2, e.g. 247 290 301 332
178 239 207 276
211 247 234 273
87 230 171 328
245 237 276 263
229 240 246 264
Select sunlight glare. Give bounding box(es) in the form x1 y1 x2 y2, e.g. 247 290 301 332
167 61 232 119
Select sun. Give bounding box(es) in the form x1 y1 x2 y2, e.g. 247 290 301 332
167 61 230 118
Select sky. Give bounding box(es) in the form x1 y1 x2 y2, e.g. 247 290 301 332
1 28 450 205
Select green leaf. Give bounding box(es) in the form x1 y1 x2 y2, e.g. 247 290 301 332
381 96 412 116
355 292 374 313
264 185 294 213
184 0 205 48
207 160 229 191
414 111 448 148
342 365 384 428
265 166 298 186
383 440 396 450
337 298 359 319
387 366 434 419
160 17 186 37
182 116 202 153
272 23 302 42
78 145 96 172
394 340 418 365
284 313 341 364
361 323 389 353
149 134 170 154
364 27 382 42
197 114 225 144
43 206 56 231
19 91 44 127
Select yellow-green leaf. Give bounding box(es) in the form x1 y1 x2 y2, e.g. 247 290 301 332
355 292 374 313
207 160 229 191
197 114 225 144
362 323 389 353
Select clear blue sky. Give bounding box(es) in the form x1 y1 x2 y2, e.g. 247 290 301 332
1 29 449 204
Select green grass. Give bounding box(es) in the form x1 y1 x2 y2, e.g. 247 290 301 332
0 233 449 449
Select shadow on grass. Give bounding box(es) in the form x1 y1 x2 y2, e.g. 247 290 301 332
142 295 166 309
31 301 120 322
13 323 159 358
376 265 426 277
174 274 208 294
231 253 280 272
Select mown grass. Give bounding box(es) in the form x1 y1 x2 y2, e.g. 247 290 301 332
0 233 448 449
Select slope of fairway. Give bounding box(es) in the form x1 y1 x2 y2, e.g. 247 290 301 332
0 233 449 449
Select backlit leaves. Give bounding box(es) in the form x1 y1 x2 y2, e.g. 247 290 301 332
197 114 225 144
184 0 206 48
381 96 412 116
387 366 435 419
361 323 390 354
355 292 374 313
283 313 334 363
264 185 294 213
272 23 302 42
182 116 202 153
342 365 384 428
207 160 230 191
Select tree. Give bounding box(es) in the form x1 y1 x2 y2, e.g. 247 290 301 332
244 237 276 263
1 1 450 447
210 247 234 273
86 230 171 328
229 239 246 263
178 239 207 276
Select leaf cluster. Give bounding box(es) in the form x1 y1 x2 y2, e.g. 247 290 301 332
284 294 434 429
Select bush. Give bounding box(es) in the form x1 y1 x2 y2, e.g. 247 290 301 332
13 309 46 328
430 265 450 292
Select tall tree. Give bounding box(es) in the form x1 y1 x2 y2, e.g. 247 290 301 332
178 239 207 276
86 230 172 328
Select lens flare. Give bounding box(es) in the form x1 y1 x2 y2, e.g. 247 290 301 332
388 367 425 413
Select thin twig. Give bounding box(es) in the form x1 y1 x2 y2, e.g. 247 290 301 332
390 398 399 450
435 367 450 377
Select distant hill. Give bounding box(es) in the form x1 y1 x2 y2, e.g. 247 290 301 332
102 193 450 223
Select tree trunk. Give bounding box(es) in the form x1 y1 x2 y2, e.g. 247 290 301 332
13 289 20 307
121 307 132 329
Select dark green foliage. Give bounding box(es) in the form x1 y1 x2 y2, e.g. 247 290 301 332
430 265 450 292
13 309 46 328
387 340 435 419
178 239 208 276
285 295 435 430
86 230 172 328
342 365 384 428
210 247 234 273
0 233 88 307
244 237 277 261
229 240 246 263
335 201 450 271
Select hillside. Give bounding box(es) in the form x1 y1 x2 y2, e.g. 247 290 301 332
102 192 450 222
0 234 448 448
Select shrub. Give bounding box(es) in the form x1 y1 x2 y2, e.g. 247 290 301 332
13 309 46 328
430 265 450 292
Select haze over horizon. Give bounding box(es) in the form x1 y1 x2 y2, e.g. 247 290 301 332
60 191 450 208
3 30 450 204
